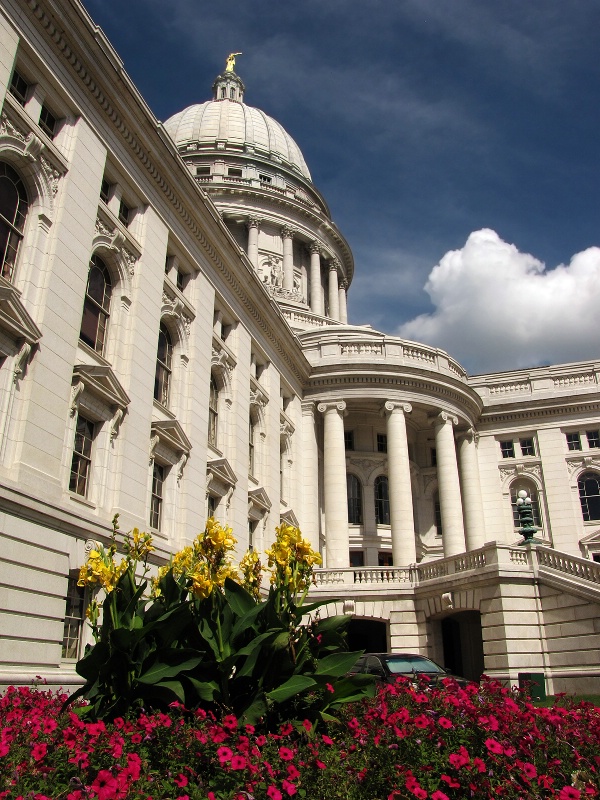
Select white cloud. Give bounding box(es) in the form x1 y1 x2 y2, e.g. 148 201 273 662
398 229 600 374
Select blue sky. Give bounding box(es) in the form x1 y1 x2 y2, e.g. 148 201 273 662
82 0 600 374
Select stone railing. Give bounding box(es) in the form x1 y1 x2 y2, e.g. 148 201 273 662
534 547 600 585
281 306 343 331
313 566 412 587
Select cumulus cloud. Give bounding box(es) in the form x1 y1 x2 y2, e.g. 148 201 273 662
398 229 600 374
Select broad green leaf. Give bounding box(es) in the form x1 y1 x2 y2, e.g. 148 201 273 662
314 650 364 678
313 615 351 633
182 675 219 702
266 674 316 702
224 577 256 616
138 653 203 684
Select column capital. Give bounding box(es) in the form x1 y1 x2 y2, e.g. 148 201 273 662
432 410 459 427
281 225 296 240
317 399 347 415
309 240 321 255
384 400 412 416
301 400 316 416
246 215 262 229
457 427 479 445
330 258 342 271
339 278 348 290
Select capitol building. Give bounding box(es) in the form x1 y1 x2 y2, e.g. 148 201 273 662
1 0 599 694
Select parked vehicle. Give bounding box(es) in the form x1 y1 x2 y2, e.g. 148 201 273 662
349 653 469 687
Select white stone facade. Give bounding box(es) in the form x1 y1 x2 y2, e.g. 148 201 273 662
0 0 599 695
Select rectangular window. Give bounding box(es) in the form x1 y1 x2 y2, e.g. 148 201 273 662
249 417 255 476
430 447 437 467
349 551 365 568
69 414 95 496
500 440 515 458
100 178 111 204
248 519 257 552
150 463 164 529
566 432 582 451
196 166 210 176
434 498 443 537
378 552 393 567
377 433 387 453
586 431 600 449
258 174 272 184
39 104 57 138
207 494 217 519
62 573 85 659
228 168 243 177
176 270 185 292
520 438 535 457
9 69 29 105
344 430 354 451
118 198 131 227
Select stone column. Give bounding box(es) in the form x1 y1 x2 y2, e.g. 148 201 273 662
246 217 260 269
433 412 466 557
281 226 294 291
457 428 486 551
317 400 348 569
328 261 340 321
309 242 323 315
301 401 320 552
385 401 416 565
338 279 348 324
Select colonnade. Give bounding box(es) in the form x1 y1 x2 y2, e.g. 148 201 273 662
316 399 485 569
245 217 348 323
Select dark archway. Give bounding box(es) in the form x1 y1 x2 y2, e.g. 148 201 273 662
441 611 484 682
347 618 388 653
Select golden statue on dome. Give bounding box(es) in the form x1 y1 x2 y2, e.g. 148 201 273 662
225 53 242 72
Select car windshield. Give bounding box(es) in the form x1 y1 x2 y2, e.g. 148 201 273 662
384 656 445 675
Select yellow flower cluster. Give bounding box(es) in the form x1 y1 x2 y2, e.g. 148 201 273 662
265 524 322 594
124 528 155 561
239 550 264 600
153 518 238 600
77 545 128 594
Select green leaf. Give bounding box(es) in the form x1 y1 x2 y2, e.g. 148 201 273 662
75 641 110 681
298 598 339 616
138 652 204 684
314 650 364 678
266 674 316 702
181 675 219 702
313 615 351 633
224 577 256 616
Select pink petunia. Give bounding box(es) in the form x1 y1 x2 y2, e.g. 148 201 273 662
322 735 334 745
438 717 453 729
559 789 581 800
484 738 503 755
230 755 247 770
282 780 297 796
432 792 449 800
217 746 233 764
522 762 537 779
174 775 188 788
267 787 283 800
279 746 294 761
90 770 119 800
31 742 47 761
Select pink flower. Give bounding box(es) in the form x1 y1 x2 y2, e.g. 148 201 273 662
432 792 449 800
322 735 334 745
90 770 119 800
267 787 282 800
174 775 188 787
282 780 297 796
279 746 294 761
231 755 247 770
326 683 335 693
414 715 430 729
287 764 300 780
448 746 470 769
31 742 47 761
302 719 312 732
438 717 453 729
222 714 238 731
559 789 581 800
217 746 233 764
484 738 503 755
522 762 537 779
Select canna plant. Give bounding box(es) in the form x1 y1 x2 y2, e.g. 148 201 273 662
68 518 374 728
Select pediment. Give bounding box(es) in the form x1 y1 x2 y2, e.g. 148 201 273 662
151 418 192 455
0 277 42 345
73 364 130 410
580 529 600 545
249 486 272 513
207 457 237 490
280 508 299 527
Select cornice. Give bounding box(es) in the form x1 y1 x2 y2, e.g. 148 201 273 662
23 0 310 385
481 400 600 426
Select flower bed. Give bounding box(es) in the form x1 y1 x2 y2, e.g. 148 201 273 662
1 678 599 799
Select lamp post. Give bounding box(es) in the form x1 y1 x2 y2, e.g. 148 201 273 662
516 489 540 545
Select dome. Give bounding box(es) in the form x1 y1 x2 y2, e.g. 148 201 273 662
164 100 311 181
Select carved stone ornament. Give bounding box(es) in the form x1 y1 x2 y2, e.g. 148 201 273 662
309 240 321 255
70 380 85 416
348 457 386 482
0 111 26 141
384 400 412 416
567 456 600 477
40 156 60 197
246 216 262 229
95 216 113 237
317 400 347 415
13 341 31 384
177 452 189 483
499 463 541 483
149 434 160 464
84 539 102 558
110 408 124 441
434 411 459 427
281 225 295 240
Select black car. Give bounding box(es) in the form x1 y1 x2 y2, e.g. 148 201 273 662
349 652 468 688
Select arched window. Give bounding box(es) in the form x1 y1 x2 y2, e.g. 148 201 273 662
510 479 542 528
154 323 173 407
347 474 363 525
374 475 390 525
578 472 600 522
208 374 219 447
0 162 28 281
80 255 112 355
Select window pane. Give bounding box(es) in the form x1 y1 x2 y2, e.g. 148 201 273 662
510 481 542 528
347 474 363 524
69 415 94 496
586 431 600 449
374 475 390 525
567 433 582 451
500 440 515 458
579 472 600 522
520 438 535 456
62 575 84 659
